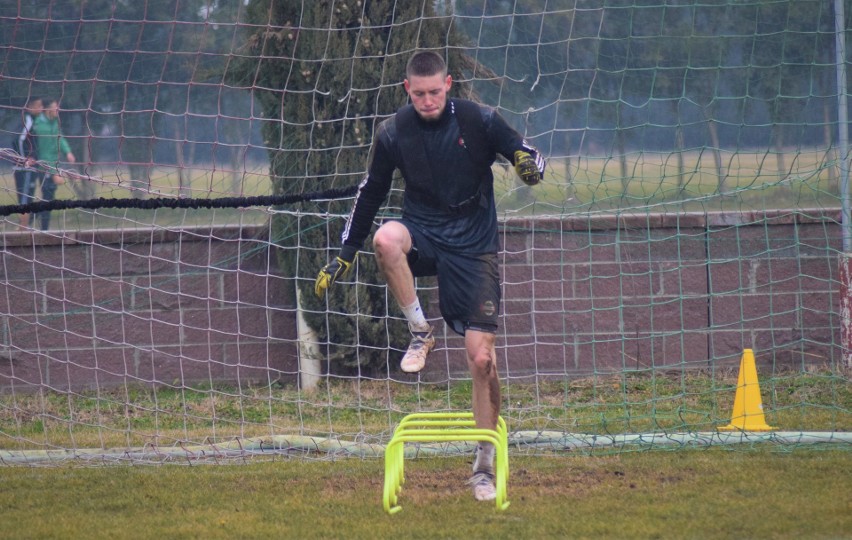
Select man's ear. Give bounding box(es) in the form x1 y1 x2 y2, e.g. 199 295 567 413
445 75 452 91
404 79 411 93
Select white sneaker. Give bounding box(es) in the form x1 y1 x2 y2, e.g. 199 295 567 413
470 445 496 501
400 326 435 373
469 471 497 501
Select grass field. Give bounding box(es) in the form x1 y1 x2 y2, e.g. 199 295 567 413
0 163 274 229
2 370 847 539
0 147 841 231
0 150 847 537
0 370 848 454
495 148 840 216
0 449 849 539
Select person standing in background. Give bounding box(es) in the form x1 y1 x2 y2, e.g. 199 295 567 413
31 98 75 231
12 97 43 229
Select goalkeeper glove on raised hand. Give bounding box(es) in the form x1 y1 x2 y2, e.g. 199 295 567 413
315 248 357 298
514 150 541 186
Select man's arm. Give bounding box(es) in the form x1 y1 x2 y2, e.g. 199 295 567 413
486 108 546 185
315 125 396 298
16 117 33 157
59 134 74 162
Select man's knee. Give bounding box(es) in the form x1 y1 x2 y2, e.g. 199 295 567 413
470 351 495 375
467 337 497 376
371 227 393 254
372 222 410 257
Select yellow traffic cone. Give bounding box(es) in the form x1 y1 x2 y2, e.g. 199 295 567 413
719 349 775 431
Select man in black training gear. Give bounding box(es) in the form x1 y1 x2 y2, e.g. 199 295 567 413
12 97 42 229
315 50 545 502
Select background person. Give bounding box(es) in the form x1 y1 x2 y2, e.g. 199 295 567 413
31 98 75 230
12 97 42 229
315 50 545 502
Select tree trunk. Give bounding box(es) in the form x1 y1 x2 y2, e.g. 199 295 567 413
70 133 96 201
617 128 629 193
230 146 241 195
704 108 724 192
173 122 188 198
772 123 787 180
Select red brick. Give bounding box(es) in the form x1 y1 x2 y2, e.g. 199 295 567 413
708 260 750 294
42 276 127 314
5 314 91 350
710 291 800 329
222 271 273 306
132 278 182 311
87 243 122 277
0 349 45 389
501 278 534 301
177 237 241 269
0 212 843 393
109 312 180 347
1 282 43 316
0 248 40 280
660 262 708 296
92 241 178 276
798 257 836 287
571 262 623 298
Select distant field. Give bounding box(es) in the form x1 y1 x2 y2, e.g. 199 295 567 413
0 161 273 200
0 148 841 230
493 148 841 216
0 163 274 228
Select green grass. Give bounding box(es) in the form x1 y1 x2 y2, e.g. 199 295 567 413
2 149 841 232
1 370 848 454
0 450 848 539
494 149 841 216
0 370 848 537
0 164 273 229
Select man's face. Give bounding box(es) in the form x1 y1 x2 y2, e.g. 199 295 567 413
26 100 42 117
44 102 59 120
404 72 452 122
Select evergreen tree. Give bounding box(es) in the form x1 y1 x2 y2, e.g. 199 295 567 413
229 0 471 374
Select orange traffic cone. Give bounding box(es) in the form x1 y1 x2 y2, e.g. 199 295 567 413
719 349 775 431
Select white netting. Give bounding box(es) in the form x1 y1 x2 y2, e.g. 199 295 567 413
0 1 849 464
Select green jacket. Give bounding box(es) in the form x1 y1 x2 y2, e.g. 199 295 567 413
32 113 72 169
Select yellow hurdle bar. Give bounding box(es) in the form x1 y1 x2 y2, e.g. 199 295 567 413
383 412 509 514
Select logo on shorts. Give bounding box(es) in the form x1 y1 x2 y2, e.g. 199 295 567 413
481 300 495 317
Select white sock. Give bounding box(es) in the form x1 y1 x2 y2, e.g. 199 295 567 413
475 443 495 473
401 299 429 332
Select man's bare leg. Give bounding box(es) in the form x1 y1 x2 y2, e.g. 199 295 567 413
466 329 499 500
373 221 434 372
372 221 416 306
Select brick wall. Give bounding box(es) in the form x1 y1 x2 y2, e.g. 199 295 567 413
0 225 299 393
432 208 844 381
0 208 844 392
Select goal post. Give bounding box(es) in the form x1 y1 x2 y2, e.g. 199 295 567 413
0 1 849 465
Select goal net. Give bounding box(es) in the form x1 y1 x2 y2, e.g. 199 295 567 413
0 1 849 464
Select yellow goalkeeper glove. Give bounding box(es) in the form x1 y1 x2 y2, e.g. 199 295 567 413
315 250 357 298
514 150 541 186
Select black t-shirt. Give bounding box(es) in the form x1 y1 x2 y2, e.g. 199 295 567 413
341 99 543 255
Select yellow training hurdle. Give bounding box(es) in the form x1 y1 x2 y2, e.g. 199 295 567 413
383 412 510 514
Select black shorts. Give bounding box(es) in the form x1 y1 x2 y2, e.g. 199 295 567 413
403 221 500 336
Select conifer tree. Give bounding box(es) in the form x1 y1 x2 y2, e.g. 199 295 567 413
230 1 470 374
